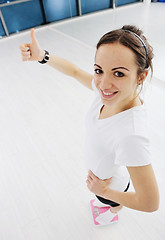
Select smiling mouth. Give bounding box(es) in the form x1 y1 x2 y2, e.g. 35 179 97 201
101 89 118 98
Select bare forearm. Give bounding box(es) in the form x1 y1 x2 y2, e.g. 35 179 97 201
87 168 159 213
45 53 93 90
47 53 79 78
103 188 155 212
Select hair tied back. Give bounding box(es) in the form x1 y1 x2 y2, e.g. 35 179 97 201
122 28 148 61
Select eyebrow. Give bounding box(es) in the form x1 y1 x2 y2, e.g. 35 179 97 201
94 64 129 71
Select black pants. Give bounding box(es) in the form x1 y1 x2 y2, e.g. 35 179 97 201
96 181 130 207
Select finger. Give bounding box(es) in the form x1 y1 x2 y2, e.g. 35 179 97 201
30 28 37 44
21 51 30 57
86 179 92 190
86 179 90 186
105 177 112 181
87 172 92 180
21 52 31 61
19 44 30 52
87 175 93 182
105 177 112 184
22 56 30 61
88 170 98 180
22 52 31 60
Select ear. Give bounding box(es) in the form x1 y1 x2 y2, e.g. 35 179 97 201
138 70 148 85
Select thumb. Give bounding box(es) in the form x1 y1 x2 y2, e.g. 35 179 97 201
30 28 37 44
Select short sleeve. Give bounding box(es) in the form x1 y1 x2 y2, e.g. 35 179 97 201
115 135 151 167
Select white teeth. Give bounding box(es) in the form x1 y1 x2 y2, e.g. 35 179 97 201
103 92 113 96
103 91 117 96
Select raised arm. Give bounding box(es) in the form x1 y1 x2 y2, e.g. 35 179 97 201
19 28 93 90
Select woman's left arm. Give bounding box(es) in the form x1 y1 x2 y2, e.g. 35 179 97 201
87 164 159 212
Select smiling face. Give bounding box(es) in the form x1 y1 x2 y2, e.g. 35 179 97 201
94 42 144 113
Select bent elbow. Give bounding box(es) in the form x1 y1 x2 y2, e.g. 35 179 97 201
147 202 160 213
147 205 159 213
139 193 160 213
146 197 160 213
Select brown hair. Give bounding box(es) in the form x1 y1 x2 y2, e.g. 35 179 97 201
96 25 154 95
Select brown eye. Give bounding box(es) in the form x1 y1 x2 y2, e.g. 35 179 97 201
114 71 124 77
94 69 103 74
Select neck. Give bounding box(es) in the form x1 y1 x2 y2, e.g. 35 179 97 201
103 96 143 115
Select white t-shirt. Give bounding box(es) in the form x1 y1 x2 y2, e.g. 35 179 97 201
83 79 151 192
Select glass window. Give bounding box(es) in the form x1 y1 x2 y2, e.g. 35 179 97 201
81 0 111 15
0 19 5 37
42 0 77 22
1 0 44 34
116 0 141 7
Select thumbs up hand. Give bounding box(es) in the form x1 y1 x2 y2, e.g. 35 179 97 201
19 28 45 62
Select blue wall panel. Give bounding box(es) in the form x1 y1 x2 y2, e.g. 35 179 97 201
0 0 19 2
116 0 141 7
43 0 77 22
81 0 111 14
1 0 43 34
0 19 5 37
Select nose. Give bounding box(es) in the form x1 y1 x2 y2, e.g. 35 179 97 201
100 75 113 90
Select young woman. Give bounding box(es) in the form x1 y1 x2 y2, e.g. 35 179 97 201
19 25 159 226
